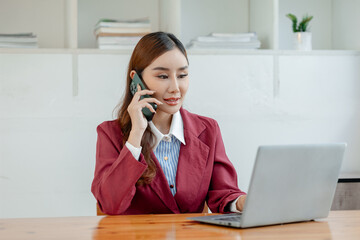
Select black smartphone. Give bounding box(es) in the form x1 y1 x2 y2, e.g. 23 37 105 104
130 72 157 121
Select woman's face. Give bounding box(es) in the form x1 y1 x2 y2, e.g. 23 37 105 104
138 48 189 116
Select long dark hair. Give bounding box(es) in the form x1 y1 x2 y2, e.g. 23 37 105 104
116 32 188 185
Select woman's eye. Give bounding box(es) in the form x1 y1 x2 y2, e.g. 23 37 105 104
178 74 188 78
157 75 168 79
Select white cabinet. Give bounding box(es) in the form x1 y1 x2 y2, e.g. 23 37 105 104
2 52 360 218
0 0 359 50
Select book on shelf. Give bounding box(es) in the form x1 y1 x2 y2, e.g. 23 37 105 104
0 32 34 37
0 36 37 43
94 17 150 49
0 32 38 48
95 27 151 35
210 32 257 38
196 32 258 43
95 32 149 37
0 42 38 48
94 17 151 35
187 32 261 50
188 41 261 49
97 36 142 45
95 18 151 29
98 44 137 50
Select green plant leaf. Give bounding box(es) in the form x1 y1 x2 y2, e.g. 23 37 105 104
286 13 298 32
299 14 313 32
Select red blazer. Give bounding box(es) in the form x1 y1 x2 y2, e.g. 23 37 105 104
91 108 246 215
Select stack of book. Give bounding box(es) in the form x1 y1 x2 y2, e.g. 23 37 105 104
94 18 151 49
0 33 38 48
187 32 261 50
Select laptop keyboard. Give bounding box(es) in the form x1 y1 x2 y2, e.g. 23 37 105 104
217 216 242 222
216 214 242 222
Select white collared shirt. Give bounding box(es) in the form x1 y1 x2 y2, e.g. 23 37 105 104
148 111 186 150
125 111 185 158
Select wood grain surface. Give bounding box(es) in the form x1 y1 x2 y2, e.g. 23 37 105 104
1 211 360 240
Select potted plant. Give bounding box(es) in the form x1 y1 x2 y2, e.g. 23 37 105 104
286 13 313 50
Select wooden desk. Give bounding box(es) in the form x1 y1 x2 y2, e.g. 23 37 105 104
1 211 360 240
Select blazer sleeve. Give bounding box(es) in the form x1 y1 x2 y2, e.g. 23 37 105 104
206 122 246 213
91 122 148 215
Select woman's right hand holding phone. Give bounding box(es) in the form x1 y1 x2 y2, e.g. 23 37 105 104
127 85 162 148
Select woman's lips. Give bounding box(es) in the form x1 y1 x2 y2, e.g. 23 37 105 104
163 97 180 106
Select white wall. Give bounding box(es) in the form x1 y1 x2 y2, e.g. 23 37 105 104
181 0 249 46
1 52 360 218
250 0 278 49
332 0 360 50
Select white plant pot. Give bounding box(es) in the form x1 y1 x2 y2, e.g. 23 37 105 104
293 32 312 51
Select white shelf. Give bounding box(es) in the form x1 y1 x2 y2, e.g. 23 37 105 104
1 48 360 57
0 0 359 50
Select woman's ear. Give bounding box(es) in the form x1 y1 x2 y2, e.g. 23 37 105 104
129 70 136 79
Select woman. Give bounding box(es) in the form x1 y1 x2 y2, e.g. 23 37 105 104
91 32 246 215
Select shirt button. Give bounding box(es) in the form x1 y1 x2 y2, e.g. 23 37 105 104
170 184 174 189
164 156 168 160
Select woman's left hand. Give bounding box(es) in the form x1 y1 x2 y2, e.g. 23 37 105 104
236 195 247 211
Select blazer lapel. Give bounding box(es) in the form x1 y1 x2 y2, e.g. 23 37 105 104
175 109 210 207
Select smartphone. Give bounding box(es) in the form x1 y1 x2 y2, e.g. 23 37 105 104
130 72 157 121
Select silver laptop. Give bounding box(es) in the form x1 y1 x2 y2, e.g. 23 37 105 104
188 143 346 228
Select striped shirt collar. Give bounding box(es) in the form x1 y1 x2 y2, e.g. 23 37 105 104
149 111 186 150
